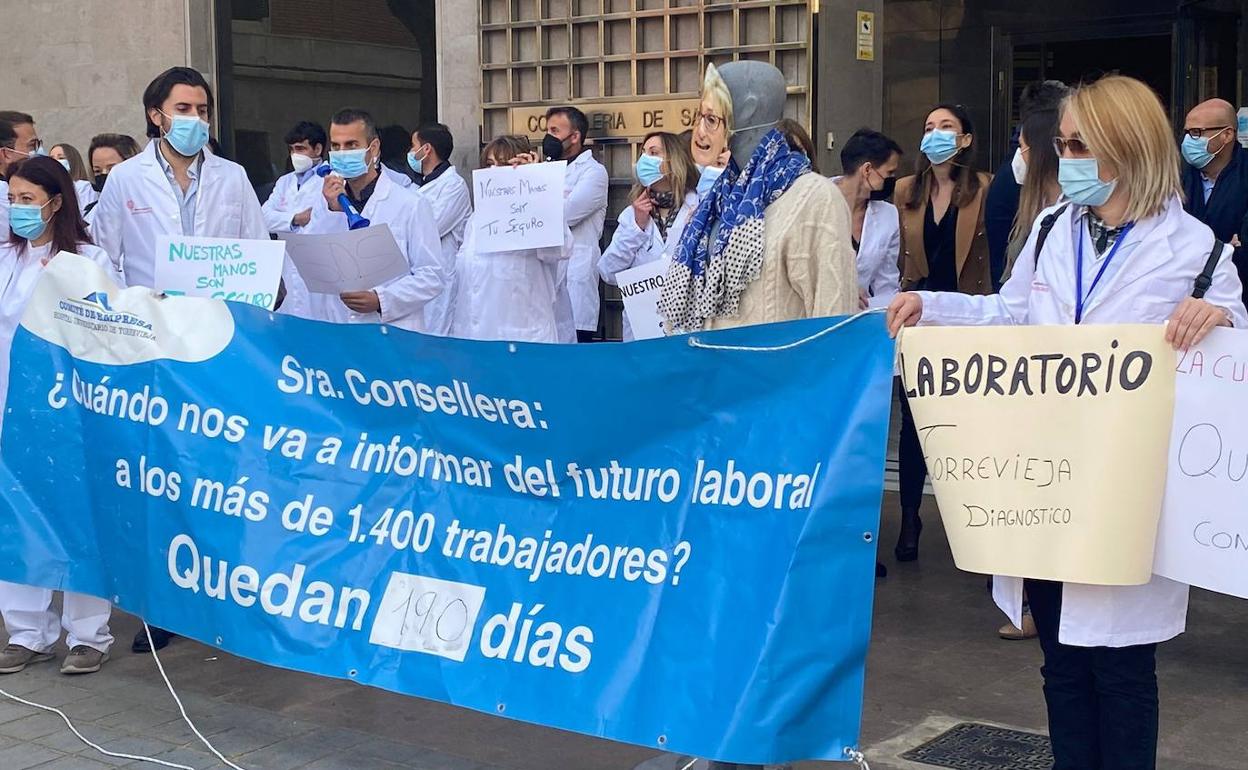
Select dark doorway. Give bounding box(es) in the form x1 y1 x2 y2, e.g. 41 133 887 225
1011 34 1173 124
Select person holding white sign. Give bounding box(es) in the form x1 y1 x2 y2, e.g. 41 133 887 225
888 75 1248 770
297 108 443 332
409 123 471 336
598 131 699 340
0 156 116 676
261 121 328 235
451 135 570 342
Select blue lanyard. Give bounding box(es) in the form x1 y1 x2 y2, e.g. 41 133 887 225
1075 221 1134 324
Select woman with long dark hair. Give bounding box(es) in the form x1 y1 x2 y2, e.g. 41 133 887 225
892 103 993 563
0 156 117 676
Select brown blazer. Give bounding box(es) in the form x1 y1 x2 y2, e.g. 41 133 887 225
895 172 994 295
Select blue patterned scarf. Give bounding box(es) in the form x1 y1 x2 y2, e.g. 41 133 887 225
658 129 810 333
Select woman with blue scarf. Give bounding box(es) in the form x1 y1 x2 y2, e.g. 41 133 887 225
659 63 857 335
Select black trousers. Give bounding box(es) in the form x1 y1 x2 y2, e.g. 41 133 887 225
1024 579 1159 770
897 386 927 511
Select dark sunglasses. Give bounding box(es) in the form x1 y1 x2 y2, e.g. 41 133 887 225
1052 136 1091 156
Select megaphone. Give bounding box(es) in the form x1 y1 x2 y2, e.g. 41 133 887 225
316 165 371 230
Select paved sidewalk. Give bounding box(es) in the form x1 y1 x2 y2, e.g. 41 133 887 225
0 490 1245 769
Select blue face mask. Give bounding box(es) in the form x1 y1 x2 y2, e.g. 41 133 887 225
330 148 371 179
1181 134 1218 169
32 146 47 158
920 129 961 165
56 159 71 172
161 113 210 157
1058 157 1118 207
696 165 724 197
635 154 663 187
10 201 50 241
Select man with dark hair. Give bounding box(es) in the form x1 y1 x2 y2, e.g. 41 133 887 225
293 107 444 332
0 111 41 180
983 79 1069 288
544 106 607 342
261 121 328 234
408 122 470 335
95 69 298 659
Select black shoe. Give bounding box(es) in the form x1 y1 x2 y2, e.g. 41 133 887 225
132 627 176 654
876 561 888 578
894 508 923 562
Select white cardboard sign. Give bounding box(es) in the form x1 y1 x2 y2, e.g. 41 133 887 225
471 161 567 254
279 225 410 294
617 257 670 340
154 235 284 309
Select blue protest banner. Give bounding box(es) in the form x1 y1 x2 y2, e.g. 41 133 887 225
0 255 893 765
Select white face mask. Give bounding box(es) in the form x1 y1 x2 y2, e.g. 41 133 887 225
291 153 317 174
1011 147 1027 185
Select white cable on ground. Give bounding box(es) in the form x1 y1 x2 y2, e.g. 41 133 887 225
0 683 195 769
686 308 885 352
143 622 250 770
845 748 872 769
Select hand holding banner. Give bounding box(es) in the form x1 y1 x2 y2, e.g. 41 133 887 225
154 235 284 309
898 324 1176 585
472 161 566 254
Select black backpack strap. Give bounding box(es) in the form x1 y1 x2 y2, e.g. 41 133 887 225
1192 239 1225 299
1032 203 1071 268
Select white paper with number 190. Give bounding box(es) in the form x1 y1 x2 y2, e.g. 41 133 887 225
471 161 566 254
1155 326 1248 599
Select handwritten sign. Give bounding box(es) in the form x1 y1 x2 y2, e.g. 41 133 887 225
278 225 410 294
617 257 669 340
1155 327 1248 598
471 161 566 255
154 235 284 309
898 324 1175 585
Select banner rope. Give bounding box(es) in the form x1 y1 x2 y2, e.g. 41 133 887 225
845 748 872 769
141 622 251 770
686 309 885 352
0 684 196 769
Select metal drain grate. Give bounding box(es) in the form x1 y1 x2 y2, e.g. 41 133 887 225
900 722 1054 769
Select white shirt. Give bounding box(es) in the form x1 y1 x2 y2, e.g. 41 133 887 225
598 192 698 340
90 141 274 291
261 166 327 234
414 165 471 336
73 180 98 217
1201 173 1215 203
450 212 571 342
557 151 609 338
0 242 115 435
918 196 1248 648
295 169 444 333
831 178 901 308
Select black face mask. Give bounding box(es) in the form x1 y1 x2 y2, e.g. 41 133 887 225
92 173 108 193
870 174 897 202
542 133 566 162
650 190 676 210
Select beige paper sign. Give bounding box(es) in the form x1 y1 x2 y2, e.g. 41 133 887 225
898 324 1176 585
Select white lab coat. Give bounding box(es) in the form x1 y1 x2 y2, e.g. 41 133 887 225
557 151 609 339
91 141 280 290
832 178 901 308
415 166 471 336
72 180 98 217
261 168 328 234
296 169 444 333
917 196 1248 648
0 242 116 434
598 192 698 340
450 212 572 342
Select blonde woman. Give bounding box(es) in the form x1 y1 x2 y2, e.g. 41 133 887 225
888 75 1247 769
598 131 699 340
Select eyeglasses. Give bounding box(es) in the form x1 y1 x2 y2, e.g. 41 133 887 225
1053 136 1091 156
698 112 726 132
1184 126 1231 140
